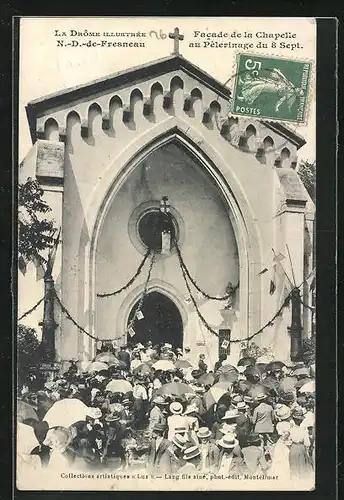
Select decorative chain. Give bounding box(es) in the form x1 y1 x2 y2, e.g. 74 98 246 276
97 249 151 297
18 295 46 321
174 240 239 300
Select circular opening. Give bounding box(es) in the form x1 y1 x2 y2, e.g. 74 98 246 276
137 209 178 252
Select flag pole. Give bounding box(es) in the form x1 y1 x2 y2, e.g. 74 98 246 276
272 248 294 289
285 244 297 287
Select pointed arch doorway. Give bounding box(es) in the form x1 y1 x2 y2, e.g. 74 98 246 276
127 291 183 348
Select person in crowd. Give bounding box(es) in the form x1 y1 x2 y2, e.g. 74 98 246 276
198 354 208 374
117 345 131 371
251 393 275 446
197 427 220 473
132 375 148 429
241 433 270 475
190 385 206 415
101 410 126 468
184 403 200 445
219 409 240 437
170 433 188 472
148 423 174 474
30 421 50 468
214 353 227 373
148 396 168 436
178 444 201 473
211 404 227 441
167 402 187 442
269 420 292 480
235 401 252 448
216 433 245 474
289 425 314 481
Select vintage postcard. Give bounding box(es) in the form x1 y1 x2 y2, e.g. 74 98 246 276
16 17 316 491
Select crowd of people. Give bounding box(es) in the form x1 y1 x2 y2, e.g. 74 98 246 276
17 341 315 482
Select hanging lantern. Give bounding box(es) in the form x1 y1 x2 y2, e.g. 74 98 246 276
136 310 144 320
128 327 136 337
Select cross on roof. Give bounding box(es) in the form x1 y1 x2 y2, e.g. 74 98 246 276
169 27 184 55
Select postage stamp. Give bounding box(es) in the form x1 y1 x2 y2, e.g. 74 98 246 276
231 54 312 123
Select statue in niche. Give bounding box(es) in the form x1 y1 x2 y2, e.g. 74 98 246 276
224 281 238 310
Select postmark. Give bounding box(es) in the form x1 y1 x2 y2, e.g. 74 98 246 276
231 54 312 123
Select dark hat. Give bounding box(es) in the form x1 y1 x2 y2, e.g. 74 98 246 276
246 433 262 446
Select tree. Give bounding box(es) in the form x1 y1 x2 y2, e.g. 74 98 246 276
297 160 316 202
17 324 40 386
18 177 58 274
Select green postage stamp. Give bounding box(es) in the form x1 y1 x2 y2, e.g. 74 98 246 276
231 54 312 123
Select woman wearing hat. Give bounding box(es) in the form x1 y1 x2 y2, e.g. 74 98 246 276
269 421 292 480
216 433 245 474
167 402 188 442
197 427 220 473
251 393 274 446
288 425 314 480
184 404 200 445
132 375 148 430
102 411 126 467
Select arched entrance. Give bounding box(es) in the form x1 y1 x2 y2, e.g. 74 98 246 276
127 291 183 348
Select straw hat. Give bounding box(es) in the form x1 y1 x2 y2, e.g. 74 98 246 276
169 402 183 415
275 404 291 421
232 395 244 406
219 422 237 434
154 396 167 405
255 393 266 401
236 402 248 411
222 409 239 421
197 427 212 439
172 434 187 449
105 412 121 422
183 445 201 460
184 404 198 415
194 385 205 393
217 433 239 449
292 407 306 420
86 407 102 419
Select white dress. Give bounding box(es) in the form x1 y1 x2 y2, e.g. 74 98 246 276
167 414 188 442
269 437 291 480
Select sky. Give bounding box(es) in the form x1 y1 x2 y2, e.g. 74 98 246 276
18 17 316 334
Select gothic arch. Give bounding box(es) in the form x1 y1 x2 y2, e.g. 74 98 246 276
82 117 264 353
116 278 189 337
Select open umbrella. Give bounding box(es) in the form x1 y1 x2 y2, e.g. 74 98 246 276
133 363 152 375
17 422 39 455
156 382 195 398
237 357 256 368
17 400 38 423
152 360 175 371
198 372 215 386
44 398 90 429
203 382 231 410
255 363 268 374
266 361 285 372
298 380 315 393
279 376 297 392
261 376 280 392
95 353 121 366
87 361 109 373
247 384 269 399
105 380 133 394
295 377 313 390
175 359 193 370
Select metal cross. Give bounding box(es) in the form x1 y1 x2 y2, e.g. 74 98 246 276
169 27 184 55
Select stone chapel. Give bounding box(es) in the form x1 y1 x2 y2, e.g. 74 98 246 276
20 52 315 371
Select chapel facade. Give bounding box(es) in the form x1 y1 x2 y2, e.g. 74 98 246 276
21 54 315 370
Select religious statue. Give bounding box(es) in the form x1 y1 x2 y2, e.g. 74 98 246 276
224 281 238 310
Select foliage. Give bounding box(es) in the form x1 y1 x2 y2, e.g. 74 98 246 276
18 177 57 263
297 160 316 202
242 341 275 361
17 324 41 386
300 335 316 365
